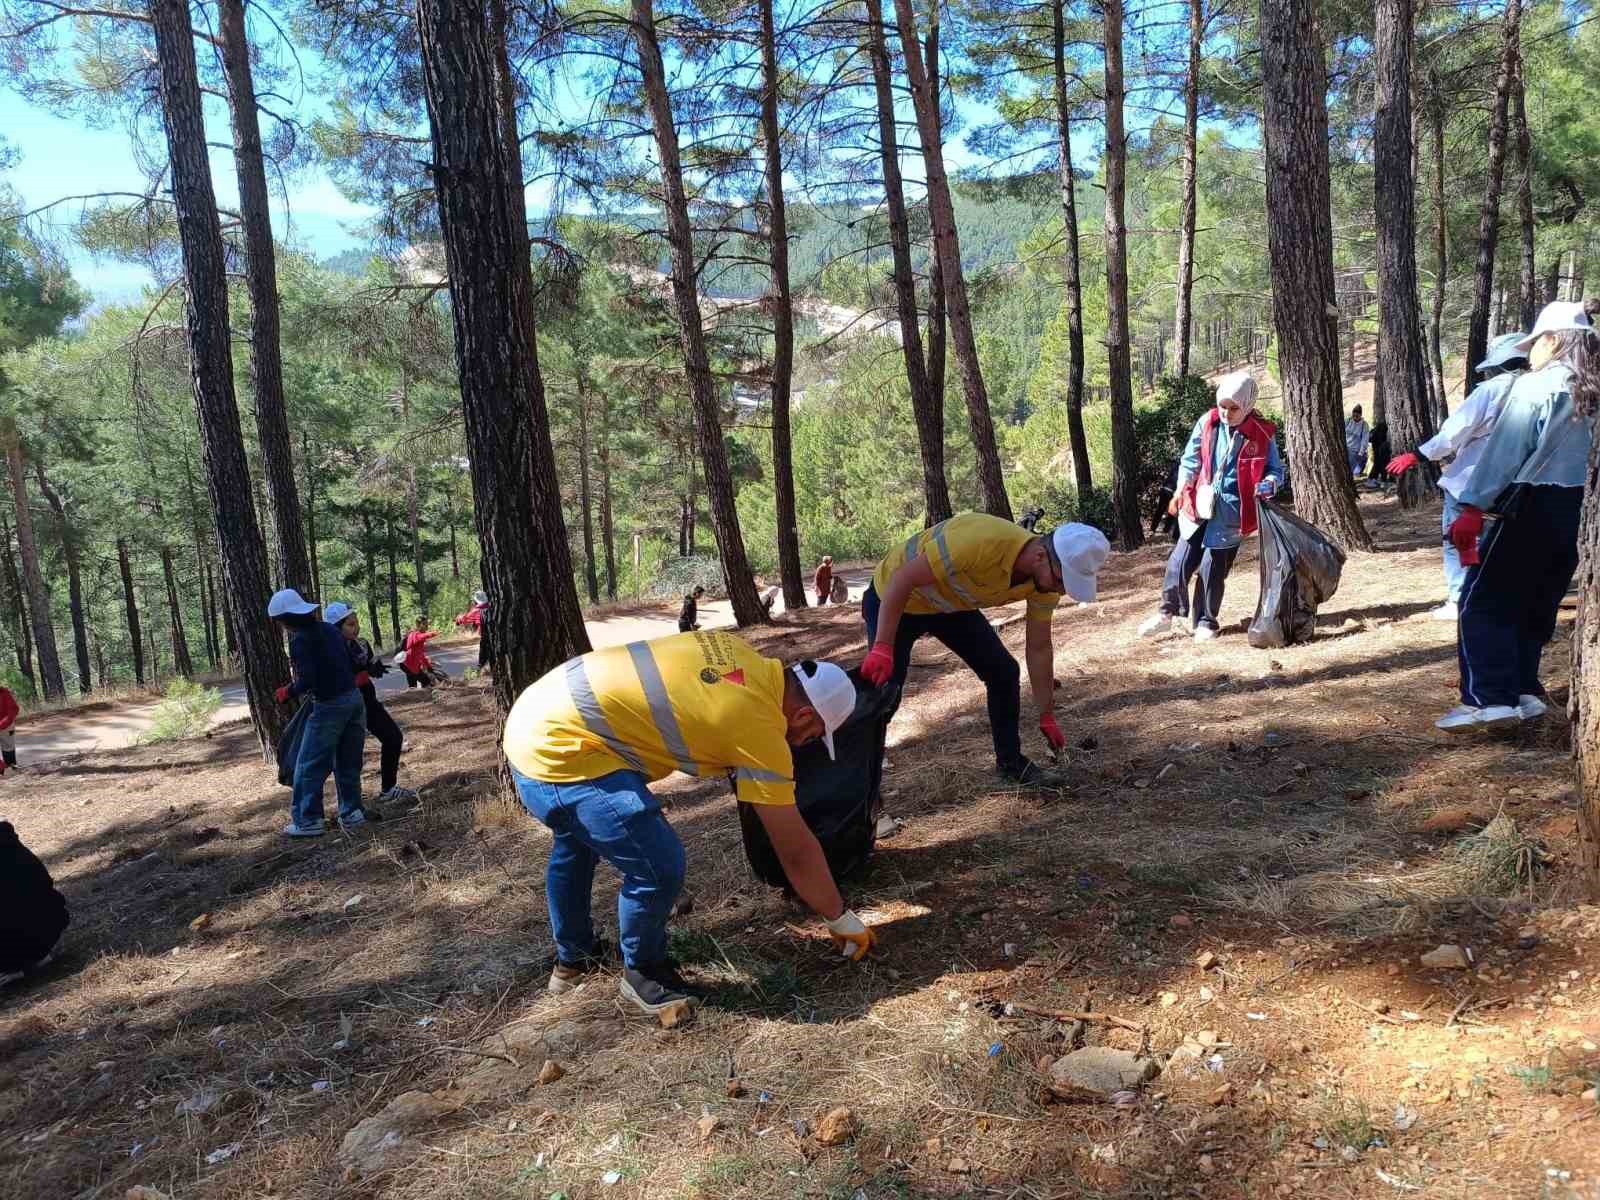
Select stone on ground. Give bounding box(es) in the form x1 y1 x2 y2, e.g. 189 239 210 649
1047 1047 1162 1099
815 1106 856 1145
337 1090 459 1174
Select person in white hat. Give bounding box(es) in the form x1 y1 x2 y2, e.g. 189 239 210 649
859 512 1111 787
502 630 872 1015
1138 370 1284 642
1434 299 1598 732
1387 331 1529 619
324 601 417 810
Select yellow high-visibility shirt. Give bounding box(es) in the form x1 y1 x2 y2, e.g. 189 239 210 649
871 512 1061 622
503 631 796 806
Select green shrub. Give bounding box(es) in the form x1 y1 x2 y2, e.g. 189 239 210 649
1 668 34 706
136 679 224 744
641 555 727 602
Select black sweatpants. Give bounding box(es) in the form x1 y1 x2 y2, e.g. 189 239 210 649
1160 522 1239 632
361 685 404 793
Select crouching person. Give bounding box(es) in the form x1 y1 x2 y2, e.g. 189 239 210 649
502 631 875 1016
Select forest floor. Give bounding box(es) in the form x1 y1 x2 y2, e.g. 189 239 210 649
4 494 1598 1200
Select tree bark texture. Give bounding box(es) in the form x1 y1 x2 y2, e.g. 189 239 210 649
1173 0 1202 378
360 508 382 647
891 0 1011 520
416 0 592 711
117 535 145 686
1101 0 1143 547
923 22 947 464
4 422 64 699
1374 0 1438 508
576 369 600 605
1466 0 1521 392
1511 56 1537 332
1572 429 1600 895
865 0 950 527
1429 97 1450 424
33 463 91 693
1053 0 1091 501
628 0 768 624
758 0 805 608
301 434 321 603
150 0 287 754
0 514 30 686
217 0 311 594
160 542 194 678
386 511 401 644
1258 0 1373 549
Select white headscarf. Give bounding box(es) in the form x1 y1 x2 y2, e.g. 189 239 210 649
1215 370 1257 427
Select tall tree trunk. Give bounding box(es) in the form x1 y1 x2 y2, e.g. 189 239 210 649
3 420 64 698
0 514 32 687
923 22 947 445
152 0 289 752
865 0 950 526
302 432 321 603
1259 0 1373 549
203 558 220 670
182 455 220 669
217 0 311 593
1053 0 1091 501
1429 94 1450 423
160 542 194 678
361 508 383 648
758 0 805 608
398 370 426 613
891 0 1011 519
576 368 600 605
1101 0 1144 547
32 463 91 694
628 0 768 623
1574 433 1600 894
1465 0 1521 391
116 535 145 686
1173 0 1202 377
1544 255 1561 305
599 390 618 601
1374 0 1438 508
417 0 592 703
1511 58 1537 331
386 511 401 644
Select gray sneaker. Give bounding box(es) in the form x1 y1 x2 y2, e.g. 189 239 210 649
284 821 326 838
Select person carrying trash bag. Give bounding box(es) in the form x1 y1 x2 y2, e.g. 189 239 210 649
325 601 417 810
502 630 875 1017
859 513 1110 789
1246 501 1347 648
1386 333 1529 621
1432 300 1598 733
1138 370 1285 643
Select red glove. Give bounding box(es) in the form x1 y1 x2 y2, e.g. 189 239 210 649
860 642 895 686
274 684 292 704
354 671 370 689
1448 506 1485 566
1039 712 1065 751
1386 451 1420 477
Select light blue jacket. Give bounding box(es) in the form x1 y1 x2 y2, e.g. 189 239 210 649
1457 362 1591 510
1177 414 1285 549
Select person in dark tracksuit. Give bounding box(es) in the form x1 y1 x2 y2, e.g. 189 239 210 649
325 601 416 810
1433 300 1597 733
678 586 705 633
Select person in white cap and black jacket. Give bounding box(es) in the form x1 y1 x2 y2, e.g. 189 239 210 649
324 601 417 810
1138 370 1284 642
1386 331 1529 620
859 512 1111 787
1435 299 1599 732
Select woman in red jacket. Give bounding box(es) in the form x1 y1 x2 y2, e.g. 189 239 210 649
0 685 18 772
400 616 440 689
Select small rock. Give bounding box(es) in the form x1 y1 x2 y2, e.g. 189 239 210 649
1159 992 1179 1008
815 1106 856 1146
1417 807 1479 834
1131 778 1150 790
188 913 211 932
1047 1047 1162 1099
1210 1084 1232 1106
1341 1146 1360 1163
1196 950 1217 971
1198 1154 1215 1175
1420 944 1471 971
537 1060 565 1085
658 1000 695 1029
1198 986 1214 1002
946 1157 970 1174
925 1136 942 1155
343 894 365 911
696 1114 719 1139
126 1189 171 1200
337 1090 460 1174
1169 913 1193 929
725 1077 745 1099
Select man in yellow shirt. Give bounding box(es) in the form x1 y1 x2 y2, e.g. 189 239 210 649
504 630 874 1015
861 514 1110 786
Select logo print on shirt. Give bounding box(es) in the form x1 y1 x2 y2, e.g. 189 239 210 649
699 667 720 685
721 668 746 686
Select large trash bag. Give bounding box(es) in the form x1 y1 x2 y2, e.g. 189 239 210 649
276 700 311 788
1247 500 1347 648
737 670 901 889
0 820 69 974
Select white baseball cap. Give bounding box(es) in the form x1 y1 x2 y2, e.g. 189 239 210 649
1048 522 1111 602
1515 300 1593 352
267 588 318 618
323 601 354 626
790 660 856 760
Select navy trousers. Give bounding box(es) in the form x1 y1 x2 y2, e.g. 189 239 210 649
1458 485 1581 709
1160 523 1239 632
863 584 1023 772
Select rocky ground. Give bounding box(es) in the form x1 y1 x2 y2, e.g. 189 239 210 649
2 493 1597 1200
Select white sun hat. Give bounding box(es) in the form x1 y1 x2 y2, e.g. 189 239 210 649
1049 522 1112 603
1515 300 1593 352
267 588 318 618
791 660 857 760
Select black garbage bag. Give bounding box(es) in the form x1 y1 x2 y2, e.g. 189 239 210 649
276 700 310 788
0 820 69 974
1247 500 1347 648
737 670 901 889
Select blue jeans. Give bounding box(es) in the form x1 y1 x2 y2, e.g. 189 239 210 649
512 766 685 970
1348 448 1365 476
1160 522 1239 631
862 584 1023 772
1441 489 1469 603
292 689 367 827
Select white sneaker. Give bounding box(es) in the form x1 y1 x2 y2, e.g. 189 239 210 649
283 821 326 837
1193 626 1219 641
379 786 420 804
1434 704 1521 732
1429 602 1459 621
1138 614 1172 637
1518 694 1549 720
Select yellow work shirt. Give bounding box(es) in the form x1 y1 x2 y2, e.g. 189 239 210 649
502 631 796 806
871 512 1061 622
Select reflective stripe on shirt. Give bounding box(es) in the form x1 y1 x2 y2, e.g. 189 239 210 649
734 764 791 785
625 641 698 776
564 657 646 773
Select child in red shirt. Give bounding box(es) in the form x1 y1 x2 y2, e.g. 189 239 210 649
400 617 440 688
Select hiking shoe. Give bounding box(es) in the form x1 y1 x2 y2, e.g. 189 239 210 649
339 810 369 830
1434 704 1521 732
999 758 1068 789
379 786 419 805
1430 601 1459 621
1137 613 1172 638
283 820 326 838
619 963 699 1015
547 937 618 994
1518 693 1550 720
1192 625 1219 641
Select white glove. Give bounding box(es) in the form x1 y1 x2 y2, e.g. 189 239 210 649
825 909 876 961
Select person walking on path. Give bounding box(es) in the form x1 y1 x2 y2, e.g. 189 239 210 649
325 601 418 810
270 589 370 836
677 586 705 633
0 684 18 772
1433 300 1597 733
1387 332 1529 620
400 615 440 689
1345 404 1371 477
1138 371 1284 642
813 557 834 606
859 513 1109 788
503 630 873 1015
